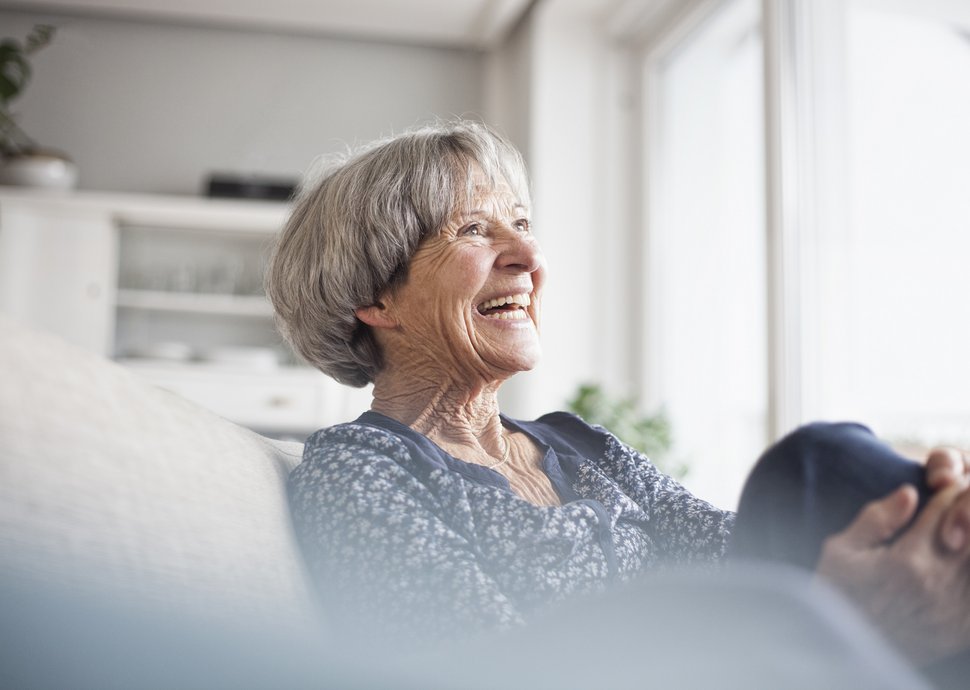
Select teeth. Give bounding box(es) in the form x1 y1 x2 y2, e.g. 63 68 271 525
478 293 532 311
482 309 529 320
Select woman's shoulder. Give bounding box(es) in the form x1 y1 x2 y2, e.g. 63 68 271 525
304 421 411 458
519 410 616 454
531 410 610 436
523 411 662 478
293 421 417 486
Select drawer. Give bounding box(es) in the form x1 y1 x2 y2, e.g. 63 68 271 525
160 377 322 431
123 364 326 433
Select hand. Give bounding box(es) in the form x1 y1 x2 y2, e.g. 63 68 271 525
924 447 970 552
815 482 970 665
925 446 970 491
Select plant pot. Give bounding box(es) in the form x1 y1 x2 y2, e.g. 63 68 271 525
0 150 78 190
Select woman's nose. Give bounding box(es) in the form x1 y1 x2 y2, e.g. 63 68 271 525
496 227 543 273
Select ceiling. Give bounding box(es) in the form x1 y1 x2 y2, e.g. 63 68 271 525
2 0 534 48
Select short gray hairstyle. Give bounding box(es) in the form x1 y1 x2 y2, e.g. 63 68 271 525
265 119 531 387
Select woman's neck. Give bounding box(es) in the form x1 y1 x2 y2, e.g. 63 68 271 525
369 368 507 456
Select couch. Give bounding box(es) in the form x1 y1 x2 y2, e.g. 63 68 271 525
0 317 938 689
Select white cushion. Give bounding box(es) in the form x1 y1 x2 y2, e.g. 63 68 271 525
0 317 320 631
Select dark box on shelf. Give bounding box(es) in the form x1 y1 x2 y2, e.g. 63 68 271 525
205 174 297 202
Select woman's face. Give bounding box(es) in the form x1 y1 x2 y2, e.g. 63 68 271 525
376 171 546 385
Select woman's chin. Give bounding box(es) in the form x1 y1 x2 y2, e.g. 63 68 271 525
518 340 542 370
472 313 542 373
488 342 542 375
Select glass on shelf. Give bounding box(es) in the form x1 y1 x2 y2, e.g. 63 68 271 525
120 256 266 298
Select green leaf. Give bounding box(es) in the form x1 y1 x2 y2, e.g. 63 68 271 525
565 382 684 478
25 25 55 54
0 57 29 102
0 25 54 150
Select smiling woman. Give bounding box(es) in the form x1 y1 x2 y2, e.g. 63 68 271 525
266 120 970 676
356 169 544 383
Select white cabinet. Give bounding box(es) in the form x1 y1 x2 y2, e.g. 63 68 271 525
117 361 358 436
0 195 116 354
0 187 371 437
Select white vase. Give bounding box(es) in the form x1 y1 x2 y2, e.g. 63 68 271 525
0 151 79 190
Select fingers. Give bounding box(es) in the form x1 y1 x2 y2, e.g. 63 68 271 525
938 484 970 553
898 482 967 549
925 447 969 490
922 448 970 552
839 484 919 548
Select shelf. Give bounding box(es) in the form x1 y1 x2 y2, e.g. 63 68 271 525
117 358 312 377
0 188 369 437
115 289 274 317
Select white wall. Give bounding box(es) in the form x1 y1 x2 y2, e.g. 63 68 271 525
483 6 533 158
1 9 484 194
6 3 640 421
488 1 642 419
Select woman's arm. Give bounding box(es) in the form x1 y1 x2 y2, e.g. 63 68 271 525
596 433 736 564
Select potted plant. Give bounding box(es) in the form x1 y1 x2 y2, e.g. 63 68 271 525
0 24 77 189
567 382 688 479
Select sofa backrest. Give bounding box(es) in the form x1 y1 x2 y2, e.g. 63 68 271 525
0 317 322 632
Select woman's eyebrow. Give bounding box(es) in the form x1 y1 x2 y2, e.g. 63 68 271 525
456 210 487 226
467 203 529 214
459 202 529 221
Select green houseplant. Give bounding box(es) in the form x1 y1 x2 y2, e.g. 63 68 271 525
0 24 76 189
567 382 688 479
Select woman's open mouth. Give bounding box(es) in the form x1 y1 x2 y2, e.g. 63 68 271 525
476 293 531 321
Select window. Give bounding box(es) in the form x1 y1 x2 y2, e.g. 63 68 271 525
639 0 970 509
807 1 970 451
642 0 766 508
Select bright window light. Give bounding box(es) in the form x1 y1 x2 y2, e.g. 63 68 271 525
812 2 970 450
648 0 766 509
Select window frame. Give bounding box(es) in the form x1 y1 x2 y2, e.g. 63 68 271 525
633 0 845 443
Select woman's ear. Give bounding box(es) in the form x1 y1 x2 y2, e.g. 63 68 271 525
355 301 397 329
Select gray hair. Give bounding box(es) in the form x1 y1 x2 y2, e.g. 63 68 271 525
265 119 531 387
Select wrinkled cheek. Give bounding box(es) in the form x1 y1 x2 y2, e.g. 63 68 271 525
425 308 477 365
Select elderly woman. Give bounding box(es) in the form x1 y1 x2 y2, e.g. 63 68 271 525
267 120 970 669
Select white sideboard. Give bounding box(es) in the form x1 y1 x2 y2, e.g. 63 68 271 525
0 187 371 437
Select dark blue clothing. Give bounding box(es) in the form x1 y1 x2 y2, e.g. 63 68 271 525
731 422 929 569
288 411 734 641
290 412 966 685
731 422 970 688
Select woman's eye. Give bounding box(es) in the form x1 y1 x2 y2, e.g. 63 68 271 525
514 219 531 233
461 223 483 237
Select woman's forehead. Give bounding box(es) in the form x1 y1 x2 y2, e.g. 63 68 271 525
456 192 528 220
458 160 528 207
458 175 527 215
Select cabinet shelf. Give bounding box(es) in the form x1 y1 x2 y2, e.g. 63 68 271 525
116 289 274 317
0 187 373 437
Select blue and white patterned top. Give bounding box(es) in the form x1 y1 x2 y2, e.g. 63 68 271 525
288 410 735 642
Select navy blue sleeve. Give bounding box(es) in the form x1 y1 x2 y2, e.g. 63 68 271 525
532 412 736 565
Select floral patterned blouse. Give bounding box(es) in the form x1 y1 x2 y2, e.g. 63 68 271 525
288 410 735 642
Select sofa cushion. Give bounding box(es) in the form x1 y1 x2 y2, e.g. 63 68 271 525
0 317 321 632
